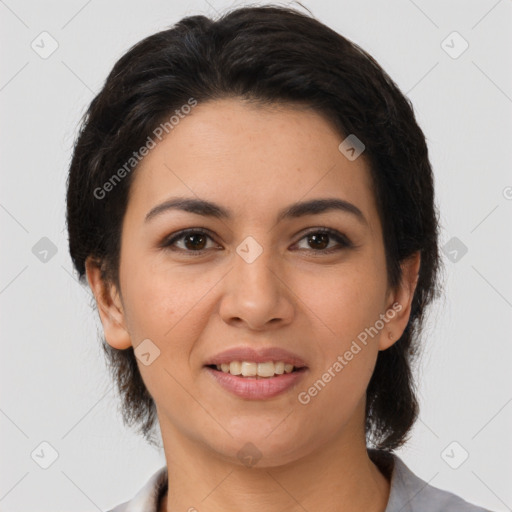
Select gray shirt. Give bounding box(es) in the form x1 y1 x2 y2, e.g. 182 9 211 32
107 449 491 512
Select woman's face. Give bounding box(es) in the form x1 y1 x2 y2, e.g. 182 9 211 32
88 98 418 467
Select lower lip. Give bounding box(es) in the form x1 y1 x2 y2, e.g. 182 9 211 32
205 367 307 400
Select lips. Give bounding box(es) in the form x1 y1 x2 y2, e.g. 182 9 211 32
203 346 308 400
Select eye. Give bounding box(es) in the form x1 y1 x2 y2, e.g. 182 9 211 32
293 228 353 254
160 227 353 255
160 228 219 254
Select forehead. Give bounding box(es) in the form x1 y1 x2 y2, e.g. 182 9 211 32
126 98 378 231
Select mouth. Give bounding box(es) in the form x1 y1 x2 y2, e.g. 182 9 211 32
204 363 308 399
206 361 307 378
203 347 308 400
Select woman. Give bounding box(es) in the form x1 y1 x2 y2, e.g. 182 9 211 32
66 4 491 512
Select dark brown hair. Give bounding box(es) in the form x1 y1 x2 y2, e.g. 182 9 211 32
66 3 443 450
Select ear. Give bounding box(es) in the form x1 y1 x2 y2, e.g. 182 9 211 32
379 251 421 351
85 257 132 350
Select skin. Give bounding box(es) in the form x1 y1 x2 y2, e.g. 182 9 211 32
86 98 420 512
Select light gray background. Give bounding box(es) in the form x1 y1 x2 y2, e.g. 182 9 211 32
1 0 511 510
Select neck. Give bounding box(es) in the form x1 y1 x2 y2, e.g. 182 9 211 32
158 418 390 512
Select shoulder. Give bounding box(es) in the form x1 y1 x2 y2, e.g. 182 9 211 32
104 466 168 512
369 449 492 512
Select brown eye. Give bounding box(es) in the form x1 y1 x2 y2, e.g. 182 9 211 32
294 228 352 253
306 233 330 250
161 229 218 253
182 232 208 250
161 227 352 256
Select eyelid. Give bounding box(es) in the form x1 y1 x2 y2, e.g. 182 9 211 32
292 227 353 251
159 227 219 251
297 226 352 243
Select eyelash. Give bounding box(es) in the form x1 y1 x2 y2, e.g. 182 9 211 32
160 227 353 256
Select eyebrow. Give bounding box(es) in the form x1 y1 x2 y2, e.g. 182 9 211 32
145 196 368 226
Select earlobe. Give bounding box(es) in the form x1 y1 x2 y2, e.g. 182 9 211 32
379 251 421 351
85 257 132 350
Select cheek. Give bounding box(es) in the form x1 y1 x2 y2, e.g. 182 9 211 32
118 263 210 409
120 254 209 341
119 260 225 400
292 256 385 409
294 255 387 346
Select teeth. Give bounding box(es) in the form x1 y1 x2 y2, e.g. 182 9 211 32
241 361 257 377
257 361 275 377
214 361 297 377
229 361 242 375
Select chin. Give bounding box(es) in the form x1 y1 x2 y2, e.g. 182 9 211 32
209 424 315 469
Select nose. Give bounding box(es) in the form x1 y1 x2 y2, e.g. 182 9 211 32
218 247 295 331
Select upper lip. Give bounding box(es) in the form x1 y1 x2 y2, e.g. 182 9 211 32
204 346 307 368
